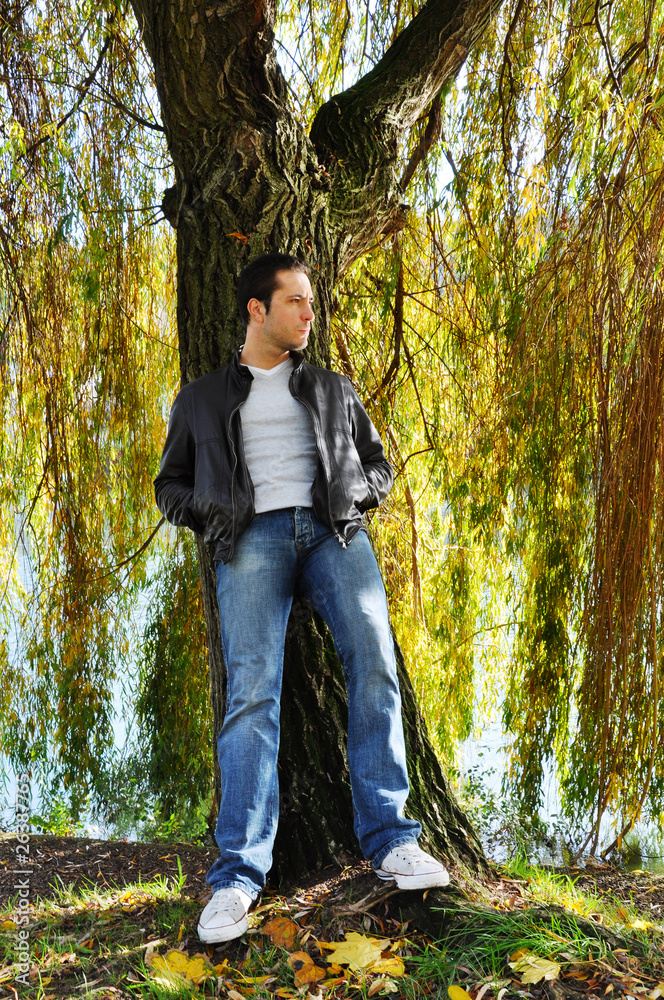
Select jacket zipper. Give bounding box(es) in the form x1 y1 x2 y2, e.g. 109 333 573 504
289 369 346 547
228 382 253 562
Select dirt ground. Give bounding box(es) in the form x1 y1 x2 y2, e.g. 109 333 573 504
2 834 663 918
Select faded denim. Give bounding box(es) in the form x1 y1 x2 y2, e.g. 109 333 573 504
206 507 421 899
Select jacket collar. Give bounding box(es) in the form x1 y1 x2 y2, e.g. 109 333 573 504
231 346 306 376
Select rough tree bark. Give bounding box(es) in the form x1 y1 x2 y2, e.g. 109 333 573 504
130 0 501 883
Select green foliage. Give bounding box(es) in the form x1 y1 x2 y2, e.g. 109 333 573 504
135 533 213 820
30 793 87 836
0 0 178 810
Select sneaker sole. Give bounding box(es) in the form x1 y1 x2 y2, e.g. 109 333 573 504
197 913 248 943
376 869 450 890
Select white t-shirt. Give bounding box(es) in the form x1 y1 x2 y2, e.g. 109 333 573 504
240 357 318 513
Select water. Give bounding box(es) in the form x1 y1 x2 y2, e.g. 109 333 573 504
460 720 664 873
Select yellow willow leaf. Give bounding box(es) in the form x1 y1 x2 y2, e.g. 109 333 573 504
0 920 16 931
449 985 474 1000
369 956 406 977
369 978 399 996
508 953 561 984
319 932 390 969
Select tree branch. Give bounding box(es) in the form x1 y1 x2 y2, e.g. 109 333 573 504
310 0 504 266
25 19 115 159
399 90 443 192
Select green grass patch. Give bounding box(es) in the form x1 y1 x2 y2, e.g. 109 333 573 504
0 861 661 1000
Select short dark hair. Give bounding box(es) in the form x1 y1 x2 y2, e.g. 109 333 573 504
237 253 310 327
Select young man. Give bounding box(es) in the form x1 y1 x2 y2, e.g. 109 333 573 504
155 254 449 944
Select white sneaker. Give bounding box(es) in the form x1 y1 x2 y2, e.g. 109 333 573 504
197 887 253 943
376 843 450 890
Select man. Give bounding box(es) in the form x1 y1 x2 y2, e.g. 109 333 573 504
155 253 449 945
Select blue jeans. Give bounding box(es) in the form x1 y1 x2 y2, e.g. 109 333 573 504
205 507 421 899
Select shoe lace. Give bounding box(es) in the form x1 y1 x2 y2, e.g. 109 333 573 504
393 843 424 867
210 891 244 917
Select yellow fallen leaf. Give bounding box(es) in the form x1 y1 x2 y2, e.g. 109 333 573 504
183 954 217 985
1 920 16 931
262 915 299 950
228 990 246 1000
146 958 182 990
369 979 399 996
148 949 216 986
648 986 664 1000
319 932 390 969
275 991 297 999
449 986 474 1000
369 956 405 977
508 952 561 984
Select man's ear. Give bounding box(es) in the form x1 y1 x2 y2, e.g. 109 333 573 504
246 297 265 324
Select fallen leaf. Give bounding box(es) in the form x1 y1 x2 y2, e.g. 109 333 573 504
370 956 405 977
509 953 561 984
319 932 390 969
1 920 16 931
448 986 474 1000
369 978 399 996
228 990 246 1000
287 951 326 987
147 949 216 986
262 916 299 949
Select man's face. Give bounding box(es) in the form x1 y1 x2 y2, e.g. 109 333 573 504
249 270 314 353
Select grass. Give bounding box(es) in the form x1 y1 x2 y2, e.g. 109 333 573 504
0 859 662 1000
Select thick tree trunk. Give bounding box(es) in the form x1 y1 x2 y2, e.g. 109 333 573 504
130 0 495 882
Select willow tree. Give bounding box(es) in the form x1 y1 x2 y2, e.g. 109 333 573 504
3 0 662 867
116 0 504 877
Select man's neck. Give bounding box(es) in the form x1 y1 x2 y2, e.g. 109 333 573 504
239 342 290 370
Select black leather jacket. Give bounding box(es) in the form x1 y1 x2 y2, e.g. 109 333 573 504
154 349 394 563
